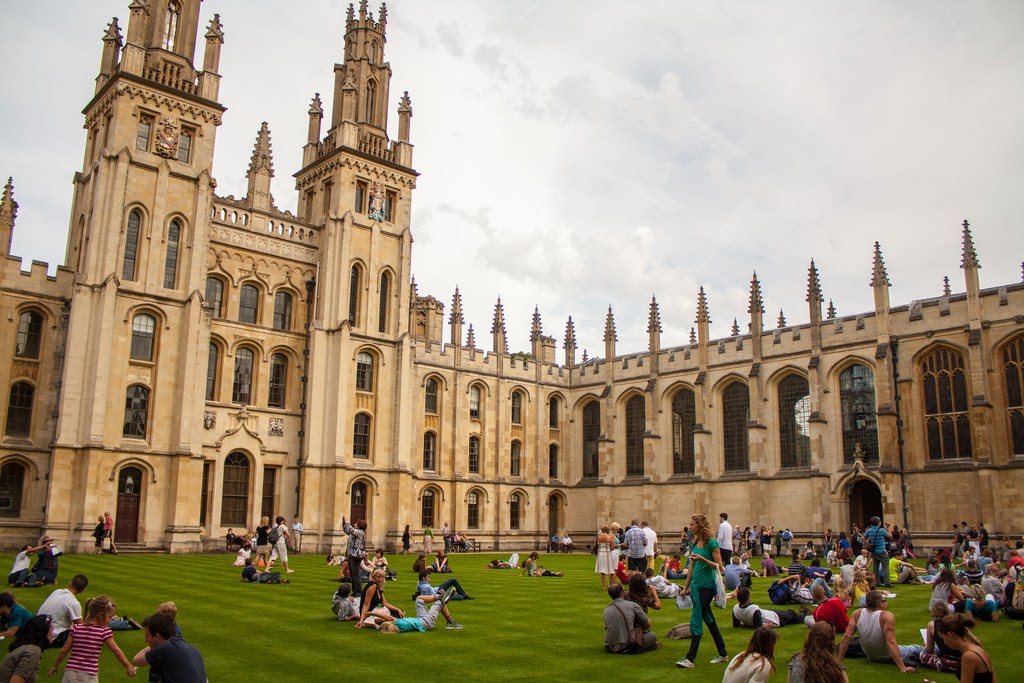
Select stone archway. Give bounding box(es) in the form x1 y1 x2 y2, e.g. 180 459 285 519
849 479 883 530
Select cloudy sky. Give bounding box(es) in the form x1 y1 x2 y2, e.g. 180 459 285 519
2 1 1022 356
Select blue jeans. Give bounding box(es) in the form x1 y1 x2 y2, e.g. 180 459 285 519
872 553 889 586
810 577 833 599
666 570 687 580
438 577 466 598
7 569 28 585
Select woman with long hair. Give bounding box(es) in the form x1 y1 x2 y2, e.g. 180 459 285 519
851 569 870 607
934 614 997 683
931 568 965 613
922 601 975 674
723 626 777 683
594 525 616 589
831 577 851 608
788 621 849 683
356 568 404 627
624 573 660 612
675 513 728 670
401 524 411 554
254 515 271 569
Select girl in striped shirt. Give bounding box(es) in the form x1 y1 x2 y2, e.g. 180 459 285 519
48 595 136 681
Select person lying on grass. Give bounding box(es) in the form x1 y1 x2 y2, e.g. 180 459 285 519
241 557 290 584
416 569 472 600
374 587 462 632
522 552 563 577
481 553 518 569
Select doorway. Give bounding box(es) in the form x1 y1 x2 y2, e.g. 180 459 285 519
115 467 142 544
548 494 561 538
350 481 367 523
849 479 883 529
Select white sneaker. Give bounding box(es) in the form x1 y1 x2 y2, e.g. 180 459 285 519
675 659 694 669
710 655 730 664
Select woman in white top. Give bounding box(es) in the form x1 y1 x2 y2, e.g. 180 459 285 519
594 525 616 590
723 627 777 683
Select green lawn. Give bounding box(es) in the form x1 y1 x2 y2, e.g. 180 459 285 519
1 551 1018 681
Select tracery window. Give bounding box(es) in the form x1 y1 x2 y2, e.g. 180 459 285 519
511 391 523 425
840 364 879 462
238 284 260 324
122 211 141 281
671 389 696 475
467 491 479 529
0 462 25 517
510 441 522 477
722 382 750 471
353 414 370 458
922 347 972 460
423 432 436 471
163 220 180 288
348 265 361 326
1004 336 1024 456
5 383 34 437
548 397 559 429
232 348 254 404
425 378 438 415
421 489 435 528
468 436 481 474
205 343 219 402
220 452 249 526
582 401 600 478
778 375 811 468
273 292 293 331
356 352 374 392
509 493 521 530
548 444 559 479
162 1 180 51
15 311 43 359
205 277 224 318
625 395 645 477
268 353 287 408
469 386 481 420
130 313 156 361
122 385 149 438
378 272 390 333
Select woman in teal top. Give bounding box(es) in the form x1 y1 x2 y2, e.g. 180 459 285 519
676 513 728 670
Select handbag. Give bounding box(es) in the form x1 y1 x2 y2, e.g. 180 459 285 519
102 537 111 550
611 602 646 652
713 568 727 609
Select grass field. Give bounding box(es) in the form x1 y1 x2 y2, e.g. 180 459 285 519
1 550 1019 682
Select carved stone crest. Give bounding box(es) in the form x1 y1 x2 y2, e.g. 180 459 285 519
269 418 284 437
154 117 179 158
203 411 216 430
367 181 385 221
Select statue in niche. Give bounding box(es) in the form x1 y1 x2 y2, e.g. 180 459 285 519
367 181 385 221
154 117 179 158
203 411 216 430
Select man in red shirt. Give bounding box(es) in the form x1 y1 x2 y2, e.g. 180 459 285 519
806 584 849 633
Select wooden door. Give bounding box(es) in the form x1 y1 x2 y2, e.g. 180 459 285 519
350 481 367 523
115 467 142 543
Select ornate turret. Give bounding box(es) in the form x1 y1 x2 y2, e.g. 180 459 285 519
491 297 507 354
198 14 225 100
530 306 543 360
331 2 393 131
827 299 837 319
871 242 891 329
961 219 980 270
647 295 662 350
564 317 577 368
731 318 740 336
807 260 823 351
695 286 711 369
942 276 952 297
97 18 123 92
245 122 275 211
748 271 764 333
689 327 697 345
603 306 617 362
0 177 17 256
961 220 982 330
398 91 413 143
777 309 786 328
450 287 464 347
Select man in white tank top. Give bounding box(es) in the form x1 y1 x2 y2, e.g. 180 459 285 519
838 590 923 672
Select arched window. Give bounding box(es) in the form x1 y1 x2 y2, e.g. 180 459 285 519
922 347 972 460
779 375 811 468
205 277 224 318
353 413 371 458
162 1 180 51
365 80 377 123
468 436 481 474
421 489 435 528
0 461 26 517
548 397 559 429
220 452 249 526
15 310 43 359
1003 336 1024 456
232 348 254 404
378 272 390 333
348 265 361 326
582 401 600 478
163 220 180 288
356 352 374 392
625 395 645 477
467 491 479 529
122 385 149 437
511 391 523 425
268 353 287 408
273 292 293 331
548 443 559 479
840 363 878 462
722 382 750 471
509 493 521 530
425 378 438 414
130 313 156 361
671 389 696 475
510 441 521 477
367 41 377 64
122 210 141 281
5 383 34 437
205 343 219 401
422 432 437 471
238 284 260 324
469 386 481 420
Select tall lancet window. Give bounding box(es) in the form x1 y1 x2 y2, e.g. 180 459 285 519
163 2 180 51
365 80 377 124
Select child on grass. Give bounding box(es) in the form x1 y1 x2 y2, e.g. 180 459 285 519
48 595 136 681
331 583 359 622
374 587 462 632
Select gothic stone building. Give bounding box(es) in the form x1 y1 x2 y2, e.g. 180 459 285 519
2 1 1023 553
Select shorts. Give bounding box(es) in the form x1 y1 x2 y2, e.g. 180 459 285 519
256 544 269 554
271 541 288 563
61 670 99 683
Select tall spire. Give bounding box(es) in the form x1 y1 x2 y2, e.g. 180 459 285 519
806 259 822 304
689 327 697 344
466 324 476 349
449 287 464 324
564 316 577 368
247 122 274 179
960 219 980 269
942 276 951 297
695 286 711 324
0 177 18 256
647 296 662 334
530 306 543 342
827 299 837 319
648 296 662 359
491 297 507 354
870 241 890 287
603 306 617 343
777 309 786 328
748 272 764 314
731 318 740 336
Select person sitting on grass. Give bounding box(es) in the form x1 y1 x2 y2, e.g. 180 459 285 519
760 552 779 577
0 591 33 640
241 557 289 584
921 600 973 674
731 587 804 629
933 613 997 682
803 584 849 634
0 614 52 683
331 583 360 622
838 590 921 672
131 613 206 683
775 573 817 605
722 626 777 683
787 549 807 577
626 573 660 612
738 553 761 577
957 584 1000 622
416 569 472 601
232 545 251 567
429 550 451 574
643 568 686 609
47 595 135 680
788 621 849 683
412 553 428 574
831 577 852 608
889 551 925 584
356 569 404 627
375 586 462 632
522 552 563 577
659 553 687 580
724 556 754 591
603 583 658 653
